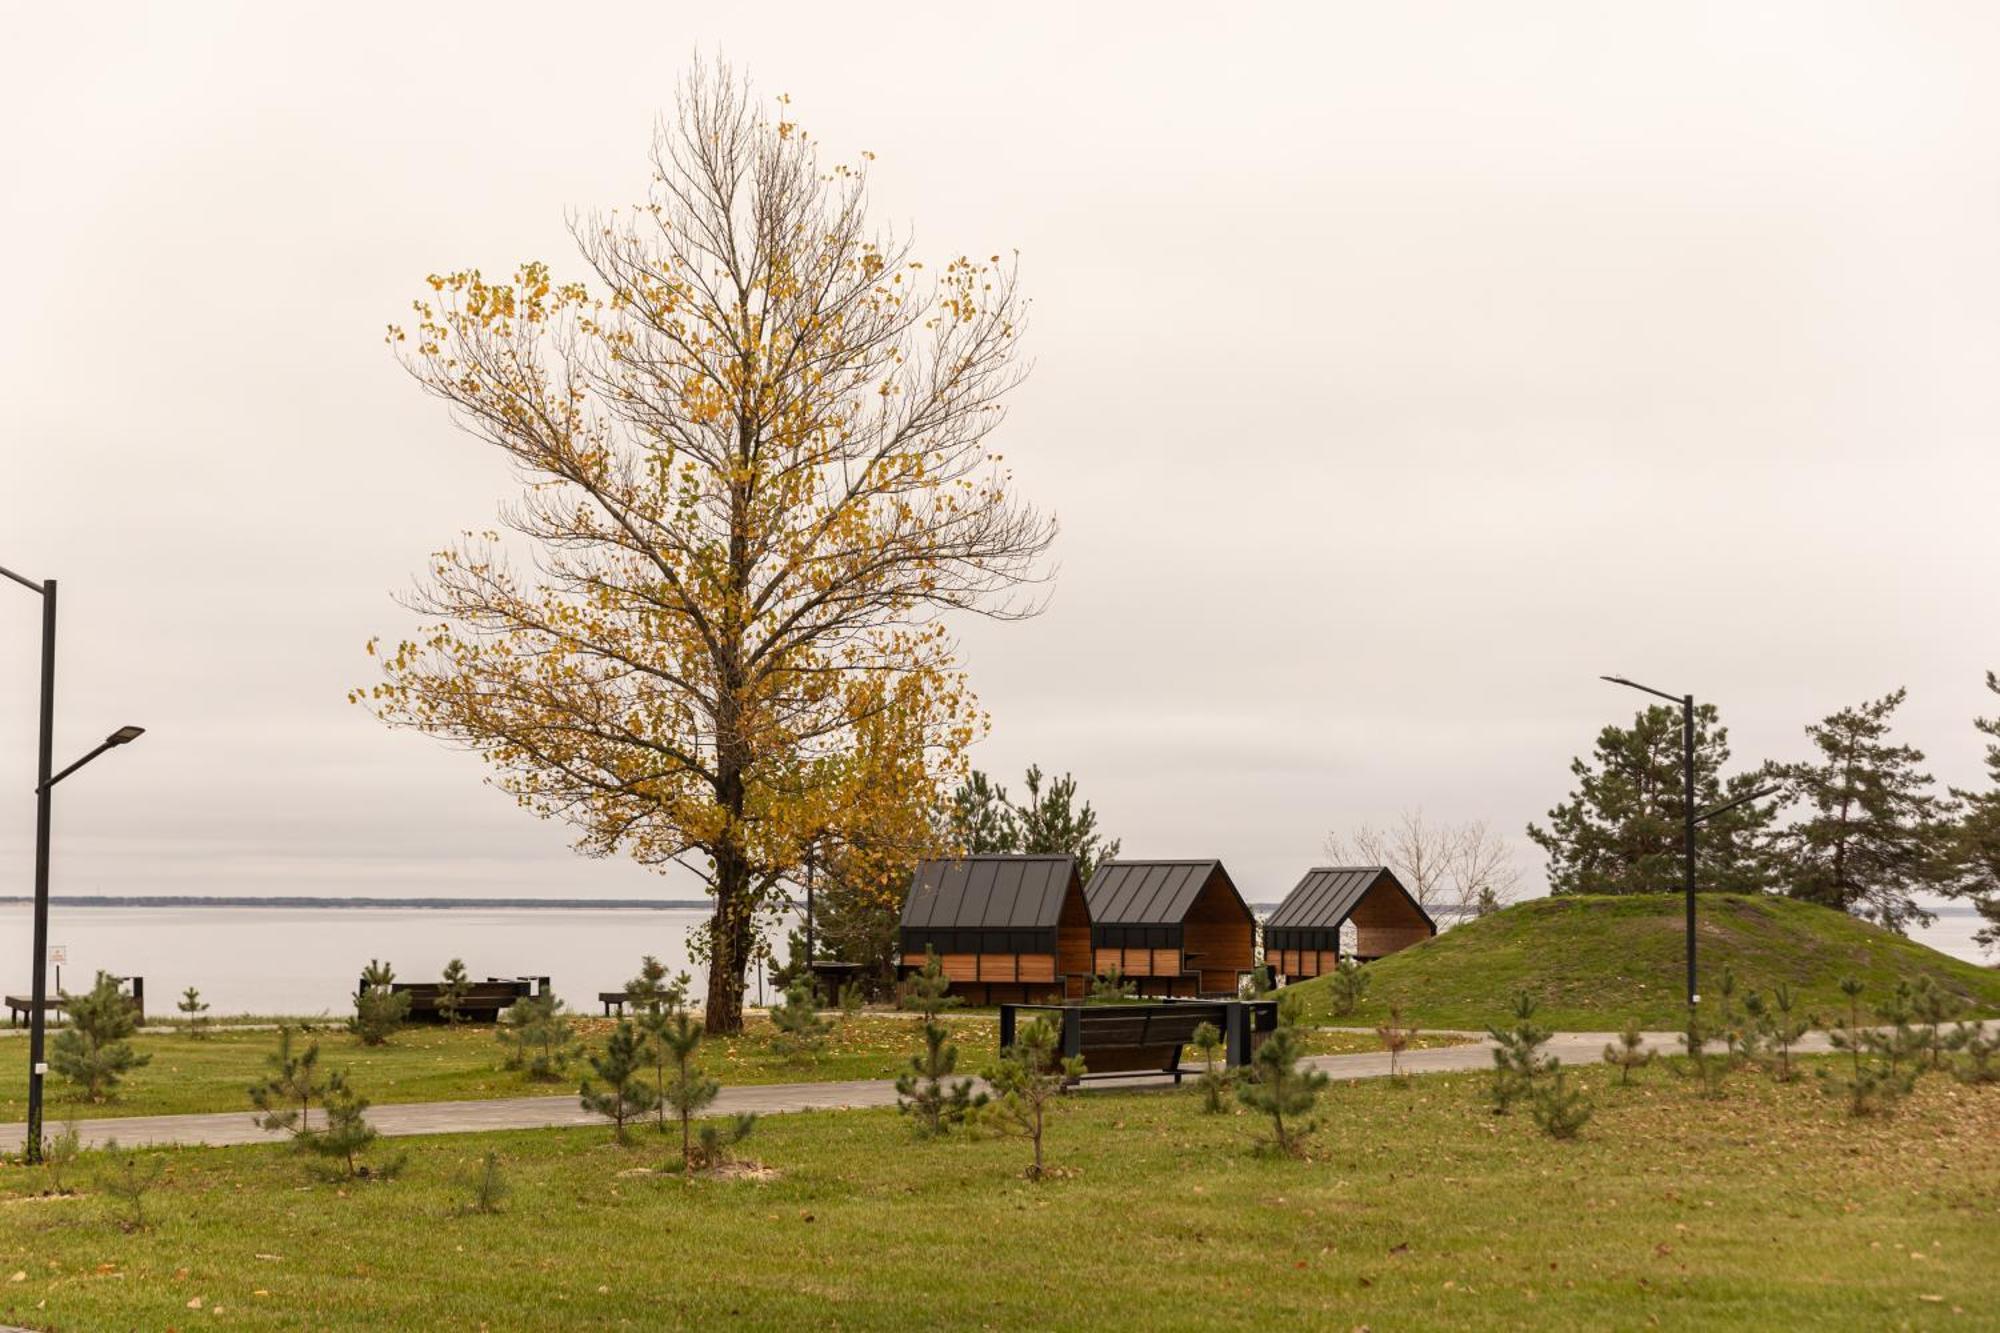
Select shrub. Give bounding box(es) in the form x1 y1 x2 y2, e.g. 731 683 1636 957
1530 1063 1592 1140
1189 1020 1236 1114
767 979 831 1062
581 1018 658 1142
498 992 579 1081
436 959 472 1025
978 1016 1085 1180
1327 958 1370 1017
1375 1002 1418 1083
50 971 150 1102
350 959 410 1046
695 1114 757 1171
1601 1020 1653 1086
895 949 982 1136
42 1120 81 1195
176 986 211 1039
1236 1013 1328 1157
1089 966 1136 1001
1487 991 1552 1114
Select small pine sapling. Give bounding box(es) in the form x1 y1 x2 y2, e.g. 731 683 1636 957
436 958 472 1025
1089 966 1136 1001
1529 1061 1593 1140
1487 991 1552 1114
498 992 578 1081
1715 965 1749 1067
50 971 151 1102
1952 1023 1997 1084
457 1150 508 1215
1601 1020 1653 1086
978 1016 1086 1180
350 959 410 1046
624 955 690 1016
1746 983 1809 1082
895 950 982 1136
1328 957 1370 1017
1907 977 1967 1072
837 978 866 1017
249 1025 329 1141
653 1008 719 1172
310 1071 394 1179
1676 1008 1727 1099
1236 1009 1329 1157
98 1142 165 1232
1375 1002 1418 1083
696 1114 757 1170
1189 1021 1236 1113
1866 979 1925 1082
580 1018 659 1142
767 978 832 1063
176 986 211 1038
1817 977 1913 1117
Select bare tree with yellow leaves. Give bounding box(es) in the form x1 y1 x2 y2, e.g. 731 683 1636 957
358 60 1053 1033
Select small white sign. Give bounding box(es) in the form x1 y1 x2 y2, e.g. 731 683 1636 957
48 945 66 964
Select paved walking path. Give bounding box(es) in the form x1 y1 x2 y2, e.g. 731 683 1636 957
0 1029 1862 1153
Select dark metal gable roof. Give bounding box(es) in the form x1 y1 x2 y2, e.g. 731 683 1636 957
1265 866 1432 932
900 855 1080 931
1083 860 1244 925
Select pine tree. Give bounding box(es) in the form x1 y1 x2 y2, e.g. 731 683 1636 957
497 992 577 1081
1014 765 1122 884
309 1071 388 1179
624 955 690 1015
50 971 150 1102
767 979 831 1063
350 959 410 1045
458 1150 508 1215
176 986 211 1039
1528 703 1778 895
98 1145 165 1232
1952 1024 1998 1085
436 958 472 1025
1945 671 2000 952
248 1025 328 1139
1601 1020 1653 1086
580 1018 658 1141
1236 1017 1328 1157
1529 1062 1593 1140
979 1016 1086 1180
1327 957 1370 1017
1775 690 1954 933
1866 979 1925 1081
945 770 1020 854
895 949 981 1135
1676 1008 1727 1099
1089 966 1136 1001
1714 965 1751 1067
1189 1021 1237 1113
652 1007 719 1172
1487 991 1553 1113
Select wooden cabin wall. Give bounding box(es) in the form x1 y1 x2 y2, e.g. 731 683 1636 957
1057 880 1095 982
1350 884 1434 959
1182 870 1255 993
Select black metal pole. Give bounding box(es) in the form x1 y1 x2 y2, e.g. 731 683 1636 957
1682 692 1697 1013
26 579 56 1165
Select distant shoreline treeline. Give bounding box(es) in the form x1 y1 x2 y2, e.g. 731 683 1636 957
0 896 716 911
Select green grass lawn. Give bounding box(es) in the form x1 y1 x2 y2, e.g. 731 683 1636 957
1 1059 1992 1329
0 1016 1450 1122
1287 893 2000 1031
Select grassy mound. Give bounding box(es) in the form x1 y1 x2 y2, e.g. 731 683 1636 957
1285 893 2000 1031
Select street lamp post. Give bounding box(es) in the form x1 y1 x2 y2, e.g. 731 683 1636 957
2 560 145 1163
1600 674 1777 1019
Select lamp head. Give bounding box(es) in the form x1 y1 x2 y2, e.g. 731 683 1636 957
106 725 145 746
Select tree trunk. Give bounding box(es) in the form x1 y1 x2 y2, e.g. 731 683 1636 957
703 851 755 1035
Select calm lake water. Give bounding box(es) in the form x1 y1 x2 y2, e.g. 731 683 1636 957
0 905 797 1018
0 899 1987 1019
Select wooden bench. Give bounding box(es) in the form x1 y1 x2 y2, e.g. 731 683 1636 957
381 975 547 1024
999 1000 1278 1083
7 975 144 1026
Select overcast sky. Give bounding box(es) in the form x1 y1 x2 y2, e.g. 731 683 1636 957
3 2 1997 912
